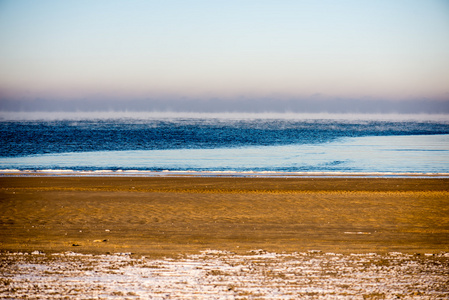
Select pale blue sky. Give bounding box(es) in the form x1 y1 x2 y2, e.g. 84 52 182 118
0 0 448 107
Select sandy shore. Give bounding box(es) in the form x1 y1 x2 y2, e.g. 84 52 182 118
1 177 448 256
1 177 449 298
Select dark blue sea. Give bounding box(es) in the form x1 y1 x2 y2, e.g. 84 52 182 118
1 112 448 176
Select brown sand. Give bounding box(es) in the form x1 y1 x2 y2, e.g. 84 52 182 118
1 177 448 256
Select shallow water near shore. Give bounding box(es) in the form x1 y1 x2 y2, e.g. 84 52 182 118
1 134 449 174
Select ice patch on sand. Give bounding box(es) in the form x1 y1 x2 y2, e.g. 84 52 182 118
1 250 448 299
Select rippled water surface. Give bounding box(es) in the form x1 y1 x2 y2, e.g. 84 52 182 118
1 113 448 174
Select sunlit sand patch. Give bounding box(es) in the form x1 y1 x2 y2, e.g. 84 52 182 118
2 250 448 299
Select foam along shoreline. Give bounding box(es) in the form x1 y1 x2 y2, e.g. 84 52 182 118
1 169 449 178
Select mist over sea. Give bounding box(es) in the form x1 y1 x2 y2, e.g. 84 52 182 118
1 112 448 175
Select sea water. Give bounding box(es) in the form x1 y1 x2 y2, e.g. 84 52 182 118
1 112 448 176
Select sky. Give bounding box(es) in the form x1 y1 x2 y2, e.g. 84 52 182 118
0 0 449 113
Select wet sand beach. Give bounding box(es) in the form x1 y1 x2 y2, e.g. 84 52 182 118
1 176 448 256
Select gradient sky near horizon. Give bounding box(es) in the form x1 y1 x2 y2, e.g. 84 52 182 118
1 0 449 104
